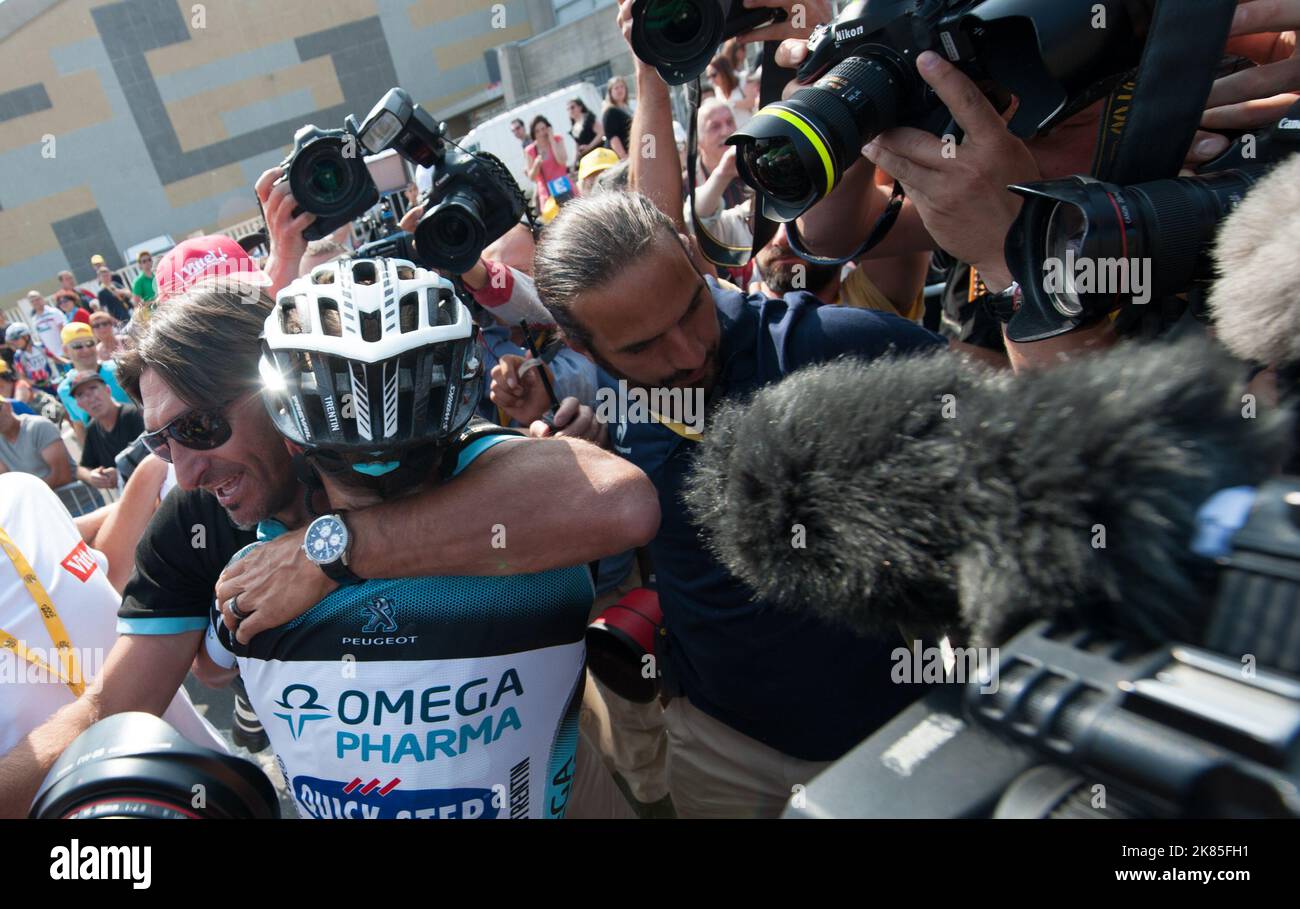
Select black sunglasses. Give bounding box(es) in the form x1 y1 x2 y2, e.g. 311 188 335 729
141 392 256 463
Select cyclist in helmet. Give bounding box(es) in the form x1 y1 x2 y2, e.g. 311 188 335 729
200 257 606 819
5 324 64 396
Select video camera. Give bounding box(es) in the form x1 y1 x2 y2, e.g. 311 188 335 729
1002 100 1300 342
728 0 1154 221
278 88 526 274
788 478 1300 818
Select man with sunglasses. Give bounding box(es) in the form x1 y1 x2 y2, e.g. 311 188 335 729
0 270 657 817
54 323 130 449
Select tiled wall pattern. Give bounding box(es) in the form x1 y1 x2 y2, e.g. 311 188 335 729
0 0 534 299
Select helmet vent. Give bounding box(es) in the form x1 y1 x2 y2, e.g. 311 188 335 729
317 298 342 337
396 264 415 280
311 268 334 284
352 261 378 286
429 286 456 327
399 292 419 333
360 309 382 343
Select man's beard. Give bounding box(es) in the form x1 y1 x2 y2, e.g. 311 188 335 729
762 259 840 297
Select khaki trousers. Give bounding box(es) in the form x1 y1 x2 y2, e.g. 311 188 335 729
663 697 832 819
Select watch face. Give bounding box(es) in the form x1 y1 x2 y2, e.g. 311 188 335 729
305 516 348 564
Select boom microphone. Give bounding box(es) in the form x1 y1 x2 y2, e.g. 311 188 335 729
683 337 1291 649
1208 152 1300 368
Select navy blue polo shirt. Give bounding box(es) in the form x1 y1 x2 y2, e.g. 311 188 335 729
608 277 947 761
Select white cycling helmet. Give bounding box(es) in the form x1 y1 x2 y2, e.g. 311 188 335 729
259 257 483 462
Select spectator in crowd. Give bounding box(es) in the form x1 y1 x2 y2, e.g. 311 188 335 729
53 289 92 325
89 254 126 289
5 324 63 395
71 371 143 492
95 266 132 323
577 147 621 195
25 290 68 359
90 312 122 363
754 223 931 322
705 55 753 128
151 233 269 303
0 358 63 425
510 117 529 148
602 75 634 159
500 191 952 818
56 269 97 308
525 115 571 208
55 322 130 448
132 250 157 304
0 397 73 489
569 98 605 160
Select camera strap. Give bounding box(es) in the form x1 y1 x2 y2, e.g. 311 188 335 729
688 41 791 270
1090 0 1237 184
783 178 906 267
0 524 86 696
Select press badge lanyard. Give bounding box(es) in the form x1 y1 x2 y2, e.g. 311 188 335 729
0 525 85 696
650 413 703 443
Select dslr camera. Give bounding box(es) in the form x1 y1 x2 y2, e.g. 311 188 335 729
729 0 1153 221
1002 99 1300 342
278 88 526 274
629 0 786 85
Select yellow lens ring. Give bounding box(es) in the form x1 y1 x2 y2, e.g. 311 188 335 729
757 105 837 196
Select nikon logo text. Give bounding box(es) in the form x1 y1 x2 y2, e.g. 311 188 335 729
50 839 151 889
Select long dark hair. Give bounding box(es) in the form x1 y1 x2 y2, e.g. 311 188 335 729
529 115 553 142
708 55 739 98
568 98 591 122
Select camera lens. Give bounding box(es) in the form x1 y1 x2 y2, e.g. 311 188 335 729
307 156 349 204
1045 202 1088 317
30 713 279 819
740 137 813 205
630 0 724 84
415 190 487 274
730 53 910 221
643 0 709 60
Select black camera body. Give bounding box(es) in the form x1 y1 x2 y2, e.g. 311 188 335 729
730 0 1151 221
277 88 525 274
278 124 378 242
416 141 526 275
1003 101 1300 342
630 0 785 85
786 478 1300 819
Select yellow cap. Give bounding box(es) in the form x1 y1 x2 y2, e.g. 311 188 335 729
61 321 93 345
540 195 560 224
577 147 620 184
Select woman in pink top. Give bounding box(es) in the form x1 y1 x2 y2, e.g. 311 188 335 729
524 116 570 206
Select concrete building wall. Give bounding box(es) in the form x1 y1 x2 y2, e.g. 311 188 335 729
0 0 547 302
498 1 631 107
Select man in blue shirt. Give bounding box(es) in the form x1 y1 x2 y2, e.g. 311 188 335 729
496 190 957 817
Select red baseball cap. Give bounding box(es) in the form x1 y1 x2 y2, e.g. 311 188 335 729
153 235 269 303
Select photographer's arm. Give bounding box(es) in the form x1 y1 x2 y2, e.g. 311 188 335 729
620 0 688 234
214 436 660 642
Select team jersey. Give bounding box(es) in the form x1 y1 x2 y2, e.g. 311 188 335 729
205 436 594 820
